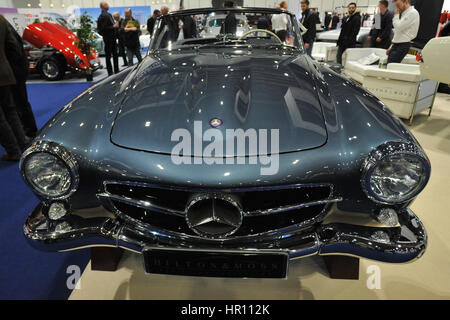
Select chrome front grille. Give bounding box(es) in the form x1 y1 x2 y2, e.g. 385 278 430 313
98 182 341 240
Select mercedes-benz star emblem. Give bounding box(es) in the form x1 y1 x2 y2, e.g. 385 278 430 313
185 194 243 239
209 118 223 128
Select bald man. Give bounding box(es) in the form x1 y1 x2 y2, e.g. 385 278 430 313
113 12 128 66
121 8 142 66
161 6 169 15
97 1 119 75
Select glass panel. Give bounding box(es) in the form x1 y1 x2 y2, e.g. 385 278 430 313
150 8 302 51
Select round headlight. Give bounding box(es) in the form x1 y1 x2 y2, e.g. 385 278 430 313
20 142 79 199
362 142 430 204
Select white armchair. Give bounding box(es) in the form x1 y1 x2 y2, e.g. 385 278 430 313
363 64 438 124
342 48 387 83
342 48 437 124
311 42 338 62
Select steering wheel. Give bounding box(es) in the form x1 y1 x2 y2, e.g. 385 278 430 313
238 29 283 45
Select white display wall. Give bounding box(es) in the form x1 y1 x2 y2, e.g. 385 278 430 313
443 0 450 11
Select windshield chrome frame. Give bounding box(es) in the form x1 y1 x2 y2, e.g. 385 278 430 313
147 7 306 54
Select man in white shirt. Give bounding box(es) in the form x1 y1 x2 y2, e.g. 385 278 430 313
271 1 289 42
386 0 420 63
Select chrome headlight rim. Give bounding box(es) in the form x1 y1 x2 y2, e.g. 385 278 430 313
361 141 431 205
20 141 79 200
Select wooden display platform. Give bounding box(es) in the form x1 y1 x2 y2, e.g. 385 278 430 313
91 247 124 272
323 255 360 280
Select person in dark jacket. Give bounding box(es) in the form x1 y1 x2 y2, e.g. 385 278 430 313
220 1 237 36
113 12 128 66
5 21 38 138
300 0 317 57
121 9 142 66
337 3 361 64
330 12 339 30
179 7 197 39
121 8 142 66
97 1 119 75
147 9 161 36
257 14 270 30
0 14 28 161
155 6 179 48
368 1 393 49
324 13 331 30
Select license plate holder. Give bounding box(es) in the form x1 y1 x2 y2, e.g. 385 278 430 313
143 248 289 279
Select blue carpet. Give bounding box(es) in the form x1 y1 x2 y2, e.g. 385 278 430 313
0 82 96 300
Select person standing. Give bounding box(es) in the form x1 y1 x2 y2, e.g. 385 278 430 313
6 21 38 139
113 12 128 67
97 1 119 76
324 12 331 31
386 0 420 64
220 1 238 36
337 3 361 65
300 0 316 57
271 1 289 42
0 14 28 161
121 8 142 66
179 7 197 39
330 11 339 30
147 9 161 36
368 1 393 49
257 14 270 30
156 6 178 48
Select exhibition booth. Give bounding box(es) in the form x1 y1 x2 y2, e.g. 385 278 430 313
0 0 449 302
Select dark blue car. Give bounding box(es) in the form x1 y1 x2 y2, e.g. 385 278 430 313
20 8 430 279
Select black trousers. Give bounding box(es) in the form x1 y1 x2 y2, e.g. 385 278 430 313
117 38 128 66
337 44 356 65
103 37 119 75
276 30 287 42
126 46 143 66
370 37 391 50
11 81 37 137
388 42 411 64
0 86 27 155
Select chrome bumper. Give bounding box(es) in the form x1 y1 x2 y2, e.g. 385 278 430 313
24 205 427 263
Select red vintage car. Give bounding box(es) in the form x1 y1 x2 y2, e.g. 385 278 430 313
23 21 102 81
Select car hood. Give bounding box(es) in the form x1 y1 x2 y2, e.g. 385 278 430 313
23 22 98 66
110 50 327 156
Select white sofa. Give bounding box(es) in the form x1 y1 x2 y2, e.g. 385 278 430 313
342 48 438 124
311 42 338 62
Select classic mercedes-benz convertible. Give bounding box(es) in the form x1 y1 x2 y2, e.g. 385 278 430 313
21 8 430 279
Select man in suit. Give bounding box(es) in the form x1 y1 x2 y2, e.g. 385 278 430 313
324 12 331 31
147 9 161 36
154 6 178 48
330 11 339 30
300 0 317 57
220 1 238 36
0 14 28 161
368 0 394 49
5 21 37 139
113 12 128 67
97 1 119 75
337 3 361 64
179 7 197 39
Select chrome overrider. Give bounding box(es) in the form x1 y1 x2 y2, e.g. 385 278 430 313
24 203 427 264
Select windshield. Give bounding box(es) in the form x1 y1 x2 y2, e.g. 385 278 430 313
150 8 303 51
